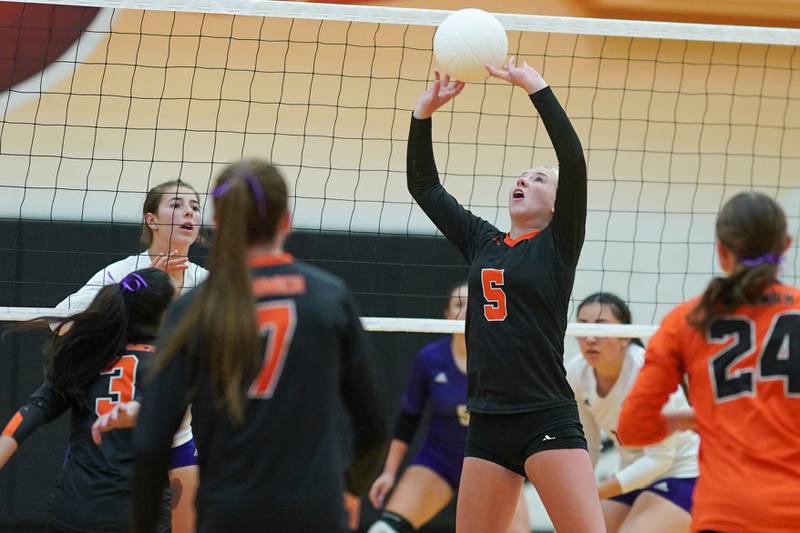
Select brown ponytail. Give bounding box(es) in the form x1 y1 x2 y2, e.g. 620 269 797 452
154 160 288 423
688 192 787 331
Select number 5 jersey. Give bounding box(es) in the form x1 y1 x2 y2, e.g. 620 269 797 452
407 86 586 414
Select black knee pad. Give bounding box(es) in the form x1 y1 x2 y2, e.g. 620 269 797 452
367 511 415 533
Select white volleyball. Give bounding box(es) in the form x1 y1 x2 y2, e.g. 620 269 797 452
433 8 508 83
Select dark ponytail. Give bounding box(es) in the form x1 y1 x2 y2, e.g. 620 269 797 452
155 159 288 423
41 268 174 413
688 192 787 331
577 292 643 347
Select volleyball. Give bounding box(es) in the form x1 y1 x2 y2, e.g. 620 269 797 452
433 8 508 83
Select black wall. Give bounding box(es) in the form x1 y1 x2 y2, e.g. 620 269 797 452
0 220 468 532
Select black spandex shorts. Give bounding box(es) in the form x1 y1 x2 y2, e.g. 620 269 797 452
464 403 587 477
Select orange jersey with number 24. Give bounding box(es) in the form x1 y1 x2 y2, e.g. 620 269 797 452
618 283 800 533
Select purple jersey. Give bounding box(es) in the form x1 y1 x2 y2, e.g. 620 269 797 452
401 337 468 456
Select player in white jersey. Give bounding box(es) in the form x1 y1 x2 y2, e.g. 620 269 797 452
567 293 699 533
55 179 207 533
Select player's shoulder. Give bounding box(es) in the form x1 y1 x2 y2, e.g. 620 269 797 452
770 282 800 302
417 337 452 364
124 342 157 354
289 259 350 295
188 261 209 282
565 353 588 376
658 297 700 331
96 253 144 277
625 343 646 367
166 284 203 321
620 344 647 386
121 342 159 368
565 354 590 389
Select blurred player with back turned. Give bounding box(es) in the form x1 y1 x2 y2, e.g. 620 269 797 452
618 191 800 533
0 268 175 533
132 159 389 533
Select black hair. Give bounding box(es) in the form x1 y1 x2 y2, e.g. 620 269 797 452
577 292 644 347
45 268 174 413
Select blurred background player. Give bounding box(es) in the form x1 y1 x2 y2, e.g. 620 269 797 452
55 179 207 533
568 292 698 533
618 191 800 533
408 59 604 533
368 282 529 533
0 268 174 533
131 159 389 533
56 179 207 310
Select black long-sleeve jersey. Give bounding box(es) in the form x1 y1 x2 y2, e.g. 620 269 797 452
407 86 587 414
133 253 389 533
1 343 169 532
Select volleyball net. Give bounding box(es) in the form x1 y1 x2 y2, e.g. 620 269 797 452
0 0 798 338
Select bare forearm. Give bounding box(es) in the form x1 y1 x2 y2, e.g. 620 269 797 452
0 436 18 470
381 439 409 476
598 476 623 500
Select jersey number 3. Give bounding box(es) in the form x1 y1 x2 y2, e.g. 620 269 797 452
709 313 800 402
481 268 507 321
95 355 139 417
249 300 298 399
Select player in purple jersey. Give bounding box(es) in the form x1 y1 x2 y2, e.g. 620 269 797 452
367 283 529 533
0 268 174 533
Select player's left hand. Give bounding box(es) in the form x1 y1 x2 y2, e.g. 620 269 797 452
486 56 548 95
343 491 361 530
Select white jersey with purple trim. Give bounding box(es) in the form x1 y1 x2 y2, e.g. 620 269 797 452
56 250 208 448
566 344 699 494
56 251 208 312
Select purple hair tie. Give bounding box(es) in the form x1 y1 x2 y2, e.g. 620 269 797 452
740 253 783 267
107 272 149 293
212 174 267 218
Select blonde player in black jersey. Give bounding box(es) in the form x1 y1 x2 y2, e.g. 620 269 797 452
132 159 389 533
0 268 174 533
408 59 604 533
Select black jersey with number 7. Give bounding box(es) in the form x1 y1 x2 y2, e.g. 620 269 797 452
132 254 388 532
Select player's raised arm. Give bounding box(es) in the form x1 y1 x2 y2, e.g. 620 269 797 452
407 70 495 261
487 58 587 265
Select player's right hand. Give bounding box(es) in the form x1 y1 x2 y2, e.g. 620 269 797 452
149 250 189 274
486 56 548 95
92 401 141 444
368 472 396 508
413 70 465 120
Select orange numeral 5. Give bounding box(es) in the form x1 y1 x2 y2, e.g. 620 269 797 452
481 268 507 321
